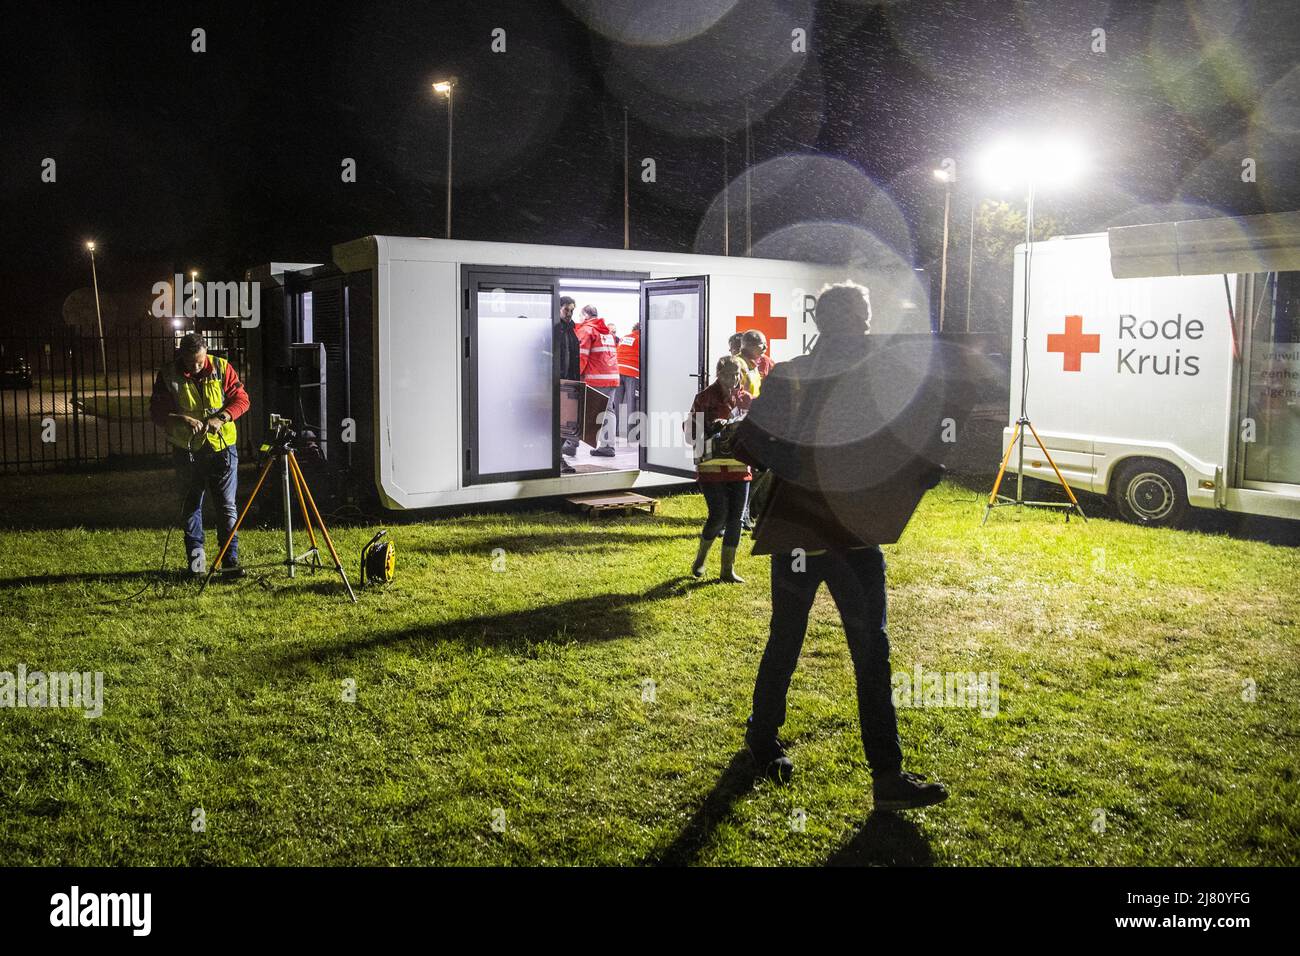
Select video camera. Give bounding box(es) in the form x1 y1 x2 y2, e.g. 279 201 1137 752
264 413 322 459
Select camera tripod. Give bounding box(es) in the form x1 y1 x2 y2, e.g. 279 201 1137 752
201 442 357 602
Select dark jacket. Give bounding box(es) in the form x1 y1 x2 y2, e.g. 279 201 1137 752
736 332 981 552
556 317 581 381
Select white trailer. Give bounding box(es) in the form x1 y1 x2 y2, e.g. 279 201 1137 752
1003 211 1300 526
261 236 927 510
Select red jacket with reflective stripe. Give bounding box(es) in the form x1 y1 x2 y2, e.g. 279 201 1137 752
577 318 620 388
617 331 640 378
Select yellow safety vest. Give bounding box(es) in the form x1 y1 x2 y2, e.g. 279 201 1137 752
163 355 238 452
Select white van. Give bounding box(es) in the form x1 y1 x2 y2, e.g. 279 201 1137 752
251 237 927 510
1002 211 1300 526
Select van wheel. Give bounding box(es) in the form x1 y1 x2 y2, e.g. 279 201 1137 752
1112 459 1188 527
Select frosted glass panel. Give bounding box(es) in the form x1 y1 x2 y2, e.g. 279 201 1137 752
1242 272 1300 484
644 289 701 473
476 290 553 476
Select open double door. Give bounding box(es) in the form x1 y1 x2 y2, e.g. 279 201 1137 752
461 269 708 485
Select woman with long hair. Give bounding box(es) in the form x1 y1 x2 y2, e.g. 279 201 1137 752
686 355 753 583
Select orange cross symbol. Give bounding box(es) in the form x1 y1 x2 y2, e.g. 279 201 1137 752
736 292 787 342
1047 314 1100 371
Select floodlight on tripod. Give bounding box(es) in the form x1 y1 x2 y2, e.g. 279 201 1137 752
979 133 1088 525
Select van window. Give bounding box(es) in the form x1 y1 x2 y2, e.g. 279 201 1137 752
1242 271 1299 485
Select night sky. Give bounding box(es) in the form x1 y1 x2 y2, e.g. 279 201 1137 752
3 0 1298 331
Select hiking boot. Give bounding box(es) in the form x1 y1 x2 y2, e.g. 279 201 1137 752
561 462 576 474
745 730 794 784
218 562 247 580
590 446 616 458
873 770 949 811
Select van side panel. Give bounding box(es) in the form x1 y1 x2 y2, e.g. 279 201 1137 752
1008 234 1234 506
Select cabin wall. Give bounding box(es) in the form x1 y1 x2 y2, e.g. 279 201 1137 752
379 257 461 503
342 236 919 510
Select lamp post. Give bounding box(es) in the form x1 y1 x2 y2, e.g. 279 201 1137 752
965 197 978 333
979 135 1088 524
433 78 457 239
932 168 953 331
85 241 107 377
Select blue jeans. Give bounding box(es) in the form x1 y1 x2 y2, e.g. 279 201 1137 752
700 480 747 547
615 375 639 437
593 385 618 448
174 445 239 570
750 546 903 774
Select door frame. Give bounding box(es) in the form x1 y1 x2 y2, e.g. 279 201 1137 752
462 268 561 485
461 264 649 486
638 276 709 479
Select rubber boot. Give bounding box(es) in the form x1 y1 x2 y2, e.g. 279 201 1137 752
691 537 715 578
720 545 745 584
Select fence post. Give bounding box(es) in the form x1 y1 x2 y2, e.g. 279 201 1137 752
69 335 83 464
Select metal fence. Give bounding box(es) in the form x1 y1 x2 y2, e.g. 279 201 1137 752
0 329 254 472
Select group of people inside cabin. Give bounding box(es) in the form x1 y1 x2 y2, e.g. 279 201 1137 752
555 295 641 474
685 328 775 584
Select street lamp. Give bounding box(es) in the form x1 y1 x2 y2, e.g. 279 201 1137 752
965 197 979 333
433 77 457 239
932 168 953 332
85 241 107 379
979 134 1088 524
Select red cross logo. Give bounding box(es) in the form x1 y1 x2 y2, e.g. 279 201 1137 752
1047 314 1100 371
736 292 786 342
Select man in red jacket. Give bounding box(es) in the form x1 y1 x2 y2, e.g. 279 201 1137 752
149 333 250 577
577 305 620 457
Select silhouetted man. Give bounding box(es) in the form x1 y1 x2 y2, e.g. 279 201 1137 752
735 282 948 811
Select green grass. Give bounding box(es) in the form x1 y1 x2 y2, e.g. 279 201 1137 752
0 469 1296 866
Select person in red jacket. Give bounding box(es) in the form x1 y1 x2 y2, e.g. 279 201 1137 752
149 333 250 577
577 305 621 457
685 355 752 582
614 321 640 439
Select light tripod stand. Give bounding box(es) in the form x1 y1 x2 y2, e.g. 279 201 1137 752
982 178 1087 525
201 421 357 602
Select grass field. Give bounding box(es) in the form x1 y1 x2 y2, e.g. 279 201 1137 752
0 468 1296 866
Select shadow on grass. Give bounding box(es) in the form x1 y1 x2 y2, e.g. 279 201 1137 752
422 529 702 556
640 750 756 866
825 811 933 866
948 470 1300 546
234 575 713 672
0 569 174 590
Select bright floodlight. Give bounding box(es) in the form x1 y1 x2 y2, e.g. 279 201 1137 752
979 134 1085 191
932 168 951 183
85 240 95 251
433 79 454 95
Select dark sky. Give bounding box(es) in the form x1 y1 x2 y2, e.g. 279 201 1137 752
3 0 1298 330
